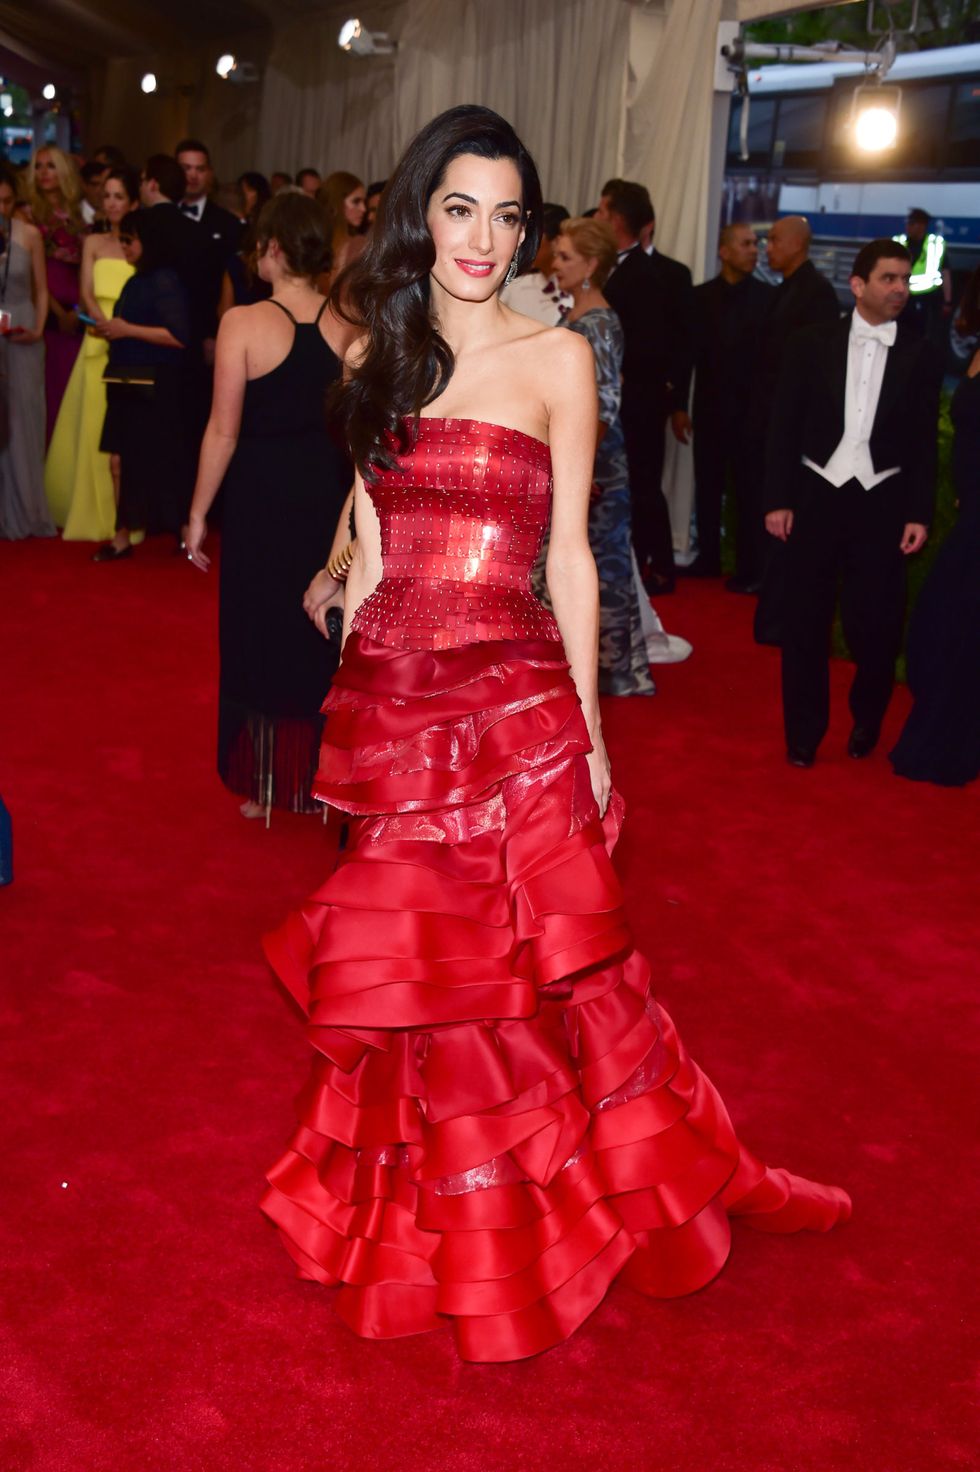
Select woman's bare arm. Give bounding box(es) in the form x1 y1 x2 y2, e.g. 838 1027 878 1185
184 309 249 568
544 329 610 814
79 234 102 320
341 470 383 650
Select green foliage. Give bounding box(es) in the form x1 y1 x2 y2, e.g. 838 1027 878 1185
746 1 980 53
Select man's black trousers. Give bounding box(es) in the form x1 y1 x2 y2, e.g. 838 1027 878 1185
781 470 908 752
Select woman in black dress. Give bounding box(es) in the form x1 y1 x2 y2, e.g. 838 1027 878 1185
889 344 980 787
184 193 354 818
92 208 192 560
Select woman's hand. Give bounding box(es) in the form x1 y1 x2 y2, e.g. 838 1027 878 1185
95 317 130 341
7 325 41 346
303 567 345 638
183 513 210 571
586 726 612 818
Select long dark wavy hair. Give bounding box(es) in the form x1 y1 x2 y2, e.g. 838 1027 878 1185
331 105 543 477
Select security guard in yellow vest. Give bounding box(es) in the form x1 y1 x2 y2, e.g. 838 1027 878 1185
894 207 952 349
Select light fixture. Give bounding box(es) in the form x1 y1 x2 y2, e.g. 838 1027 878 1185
140 72 157 95
2 105 12 119
851 83 901 152
215 53 259 83
338 18 395 55
42 83 56 101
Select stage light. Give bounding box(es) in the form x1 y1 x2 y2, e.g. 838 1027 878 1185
215 53 259 84
338 18 395 55
852 84 901 153
42 83 56 101
140 72 157 95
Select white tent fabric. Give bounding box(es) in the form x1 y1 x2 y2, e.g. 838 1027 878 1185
254 0 819 552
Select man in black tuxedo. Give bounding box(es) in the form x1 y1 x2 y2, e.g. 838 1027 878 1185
675 222 774 582
175 139 243 358
599 180 693 595
765 238 943 767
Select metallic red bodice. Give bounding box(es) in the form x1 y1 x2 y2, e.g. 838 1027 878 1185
351 417 561 651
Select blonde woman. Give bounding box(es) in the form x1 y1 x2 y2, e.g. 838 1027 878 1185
23 145 87 438
45 167 138 539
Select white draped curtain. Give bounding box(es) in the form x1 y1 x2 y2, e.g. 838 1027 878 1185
257 0 630 212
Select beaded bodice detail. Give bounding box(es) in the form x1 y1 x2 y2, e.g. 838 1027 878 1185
352 418 561 651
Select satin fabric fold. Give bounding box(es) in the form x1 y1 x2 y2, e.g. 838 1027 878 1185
262 634 851 1362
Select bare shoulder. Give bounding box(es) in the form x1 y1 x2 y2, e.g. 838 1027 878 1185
15 217 42 249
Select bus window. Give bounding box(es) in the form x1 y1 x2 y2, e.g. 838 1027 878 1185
772 94 827 170
727 96 776 167
894 83 950 169
947 80 980 168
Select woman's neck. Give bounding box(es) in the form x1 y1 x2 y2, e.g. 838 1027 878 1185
269 271 317 299
430 279 510 357
566 285 606 322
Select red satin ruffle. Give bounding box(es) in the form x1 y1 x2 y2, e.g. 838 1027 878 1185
262 634 851 1362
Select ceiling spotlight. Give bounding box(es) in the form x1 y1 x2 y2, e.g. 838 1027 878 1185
852 83 901 153
140 72 157 95
338 18 395 55
42 83 56 101
215 53 259 83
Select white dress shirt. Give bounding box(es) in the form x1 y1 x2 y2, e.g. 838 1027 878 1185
803 313 900 490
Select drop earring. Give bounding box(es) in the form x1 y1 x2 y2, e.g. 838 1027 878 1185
505 258 518 284
581 275 592 292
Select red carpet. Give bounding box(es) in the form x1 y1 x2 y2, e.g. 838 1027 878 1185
1 535 975 1471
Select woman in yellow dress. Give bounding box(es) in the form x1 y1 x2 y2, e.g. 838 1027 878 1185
45 167 138 539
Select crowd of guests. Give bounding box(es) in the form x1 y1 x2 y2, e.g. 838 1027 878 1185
0 138 975 792
0 141 380 555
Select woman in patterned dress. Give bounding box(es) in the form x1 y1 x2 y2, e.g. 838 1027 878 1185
551 215 653 695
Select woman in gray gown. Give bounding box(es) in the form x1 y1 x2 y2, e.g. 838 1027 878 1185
0 165 53 540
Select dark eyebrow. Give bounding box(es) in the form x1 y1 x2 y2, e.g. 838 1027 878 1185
441 192 521 209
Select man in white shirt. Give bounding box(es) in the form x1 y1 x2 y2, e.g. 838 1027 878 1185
764 239 943 767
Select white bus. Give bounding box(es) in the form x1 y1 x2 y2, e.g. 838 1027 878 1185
723 43 980 296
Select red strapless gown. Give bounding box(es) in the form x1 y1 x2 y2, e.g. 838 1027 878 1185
261 417 850 1362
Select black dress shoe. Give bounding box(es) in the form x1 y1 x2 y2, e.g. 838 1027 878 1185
786 745 816 768
92 543 133 562
847 726 879 759
725 575 762 595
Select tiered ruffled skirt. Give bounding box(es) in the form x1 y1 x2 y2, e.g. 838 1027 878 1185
261 632 850 1361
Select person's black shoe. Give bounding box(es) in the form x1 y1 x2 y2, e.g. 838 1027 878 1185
786 744 816 768
847 725 879 759
725 575 762 595
92 543 133 563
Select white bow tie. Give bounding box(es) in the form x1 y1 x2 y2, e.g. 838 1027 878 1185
852 317 896 347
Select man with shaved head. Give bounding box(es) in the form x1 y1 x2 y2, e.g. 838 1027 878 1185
752 214 840 624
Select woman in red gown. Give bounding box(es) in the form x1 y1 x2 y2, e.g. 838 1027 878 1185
261 106 850 1363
